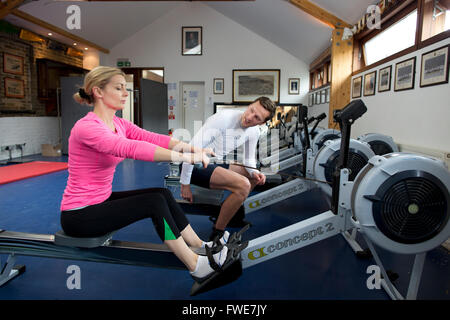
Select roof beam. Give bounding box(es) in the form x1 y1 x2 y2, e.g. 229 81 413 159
289 0 351 29
0 0 25 20
10 9 110 54
69 0 254 1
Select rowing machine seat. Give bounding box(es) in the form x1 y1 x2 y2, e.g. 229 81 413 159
54 230 116 248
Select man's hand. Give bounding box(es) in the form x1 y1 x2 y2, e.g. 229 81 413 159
202 147 215 158
180 184 193 203
252 172 266 185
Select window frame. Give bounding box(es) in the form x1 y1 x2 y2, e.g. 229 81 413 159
353 0 450 75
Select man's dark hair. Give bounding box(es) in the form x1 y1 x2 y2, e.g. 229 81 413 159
253 96 276 121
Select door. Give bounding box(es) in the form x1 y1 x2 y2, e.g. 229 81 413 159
181 82 205 138
140 78 168 134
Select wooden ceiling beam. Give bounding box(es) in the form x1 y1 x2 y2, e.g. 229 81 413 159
289 0 351 29
0 0 25 20
10 9 110 54
72 0 254 1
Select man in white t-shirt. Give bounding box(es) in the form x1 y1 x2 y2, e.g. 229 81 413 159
180 97 276 241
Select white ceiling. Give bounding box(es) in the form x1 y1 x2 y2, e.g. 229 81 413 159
5 0 378 64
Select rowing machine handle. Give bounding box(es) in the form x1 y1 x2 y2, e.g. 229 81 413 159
330 99 367 214
333 99 367 124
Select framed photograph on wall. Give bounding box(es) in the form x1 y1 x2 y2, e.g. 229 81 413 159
4 77 25 98
352 76 362 98
288 78 300 95
315 91 320 104
420 45 449 87
320 89 326 103
363 71 376 96
3 53 24 75
232 69 280 103
182 26 202 56
213 78 224 94
378 66 391 92
394 57 416 91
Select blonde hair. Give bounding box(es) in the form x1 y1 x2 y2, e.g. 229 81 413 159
73 66 126 105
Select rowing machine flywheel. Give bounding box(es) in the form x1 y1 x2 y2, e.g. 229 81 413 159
313 139 375 197
312 129 341 155
357 133 399 155
352 153 450 254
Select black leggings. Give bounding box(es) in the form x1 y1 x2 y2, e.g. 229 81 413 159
61 187 189 241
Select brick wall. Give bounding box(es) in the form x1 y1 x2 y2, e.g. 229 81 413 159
0 24 83 117
0 23 84 159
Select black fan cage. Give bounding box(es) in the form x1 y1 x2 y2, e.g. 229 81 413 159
323 149 369 183
368 140 394 156
370 171 449 244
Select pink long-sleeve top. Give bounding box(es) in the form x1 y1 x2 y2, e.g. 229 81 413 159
60 112 171 211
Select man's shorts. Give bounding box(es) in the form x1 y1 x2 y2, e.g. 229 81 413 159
190 163 230 189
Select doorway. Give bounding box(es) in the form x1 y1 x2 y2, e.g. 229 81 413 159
121 67 164 127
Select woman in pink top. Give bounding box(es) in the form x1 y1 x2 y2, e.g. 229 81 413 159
60 66 232 285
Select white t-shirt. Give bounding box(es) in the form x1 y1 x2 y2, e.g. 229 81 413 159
180 110 260 185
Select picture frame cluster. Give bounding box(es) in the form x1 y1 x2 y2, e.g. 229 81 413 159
352 45 449 99
3 52 25 99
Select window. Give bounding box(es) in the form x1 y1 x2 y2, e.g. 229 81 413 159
421 0 450 41
363 10 418 65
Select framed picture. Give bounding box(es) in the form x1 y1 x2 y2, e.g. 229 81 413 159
182 26 202 56
232 69 280 103
378 66 391 92
420 45 449 87
288 78 300 95
3 53 24 75
364 71 376 96
394 57 416 91
4 78 25 98
213 78 224 94
352 76 362 98
315 91 320 104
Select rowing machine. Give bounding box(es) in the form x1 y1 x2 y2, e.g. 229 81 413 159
239 100 450 300
357 133 399 155
0 229 186 287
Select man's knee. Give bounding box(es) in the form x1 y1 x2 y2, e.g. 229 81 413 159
234 176 251 199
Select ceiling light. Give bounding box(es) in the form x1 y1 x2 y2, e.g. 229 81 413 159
48 32 52 36
84 47 88 50
73 42 77 46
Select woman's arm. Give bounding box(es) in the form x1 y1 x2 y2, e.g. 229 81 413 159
167 137 201 153
152 145 210 168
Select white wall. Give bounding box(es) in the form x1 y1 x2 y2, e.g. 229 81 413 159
350 38 450 157
103 2 310 131
0 117 60 161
